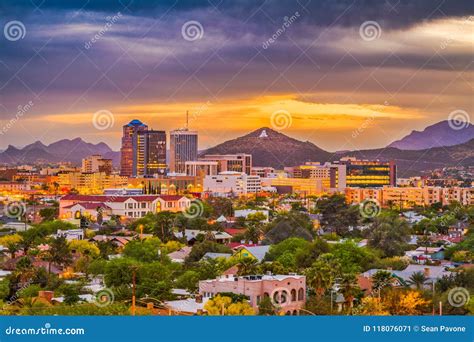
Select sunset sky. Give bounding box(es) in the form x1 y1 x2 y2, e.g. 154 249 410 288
0 0 472 152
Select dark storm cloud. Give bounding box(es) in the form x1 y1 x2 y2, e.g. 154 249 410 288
0 0 472 126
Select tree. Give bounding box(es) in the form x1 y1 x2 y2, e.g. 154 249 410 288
104 258 137 287
175 270 200 292
236 257 258 276
68 240 100 258
153 212 176 242
258 296 278 315
408 271 428 290
186 241 232 263
204 295 254 315
372 270 394 296
264 212 314 244
366 215 411 257
304 260 335 297
123 238 165 263
39 207 58 221
43 236 72 273
384 290 429 315
206 197 233 218
316 194 360 236
354 297 389 315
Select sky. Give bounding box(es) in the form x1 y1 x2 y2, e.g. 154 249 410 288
0 0 472 152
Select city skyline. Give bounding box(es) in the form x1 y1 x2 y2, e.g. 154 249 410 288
0 1 472 151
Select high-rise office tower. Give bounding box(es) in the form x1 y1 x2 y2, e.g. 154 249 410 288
169 112 198 173
120 120 148 176
133 130 167 177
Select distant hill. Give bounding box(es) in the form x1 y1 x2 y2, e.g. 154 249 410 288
200 127 332 168
0 138 120 166
202 127 473 176
388 120 474 150
336 138 474 177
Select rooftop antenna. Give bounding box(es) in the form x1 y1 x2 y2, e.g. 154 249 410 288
186 110 189 130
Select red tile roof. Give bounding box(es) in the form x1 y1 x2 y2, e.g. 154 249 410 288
63 202 111 210
224 228 246 236
61 194 185 203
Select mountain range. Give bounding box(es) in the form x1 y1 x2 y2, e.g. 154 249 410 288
1 120 472 176
0 138 120 166
202 127 474 177
388 120 474 150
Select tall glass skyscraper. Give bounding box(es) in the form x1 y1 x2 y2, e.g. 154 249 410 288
169 129 198 173
133 130 167 177
120 120 148 176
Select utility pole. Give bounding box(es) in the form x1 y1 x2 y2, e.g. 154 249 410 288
131 265 138 316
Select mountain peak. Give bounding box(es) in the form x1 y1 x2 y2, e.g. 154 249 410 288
388 120 474 150
201 128 330 168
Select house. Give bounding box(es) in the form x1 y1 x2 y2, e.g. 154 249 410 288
55 229 84 241
232 245 270 262
362 265 452 288
59 194 191 220
402 211 426 224
168 246 192 263
234 209 269 222
175 230 232 245
199 272 306 315
163 296 208 315
201 252 232 261
405 246 445 262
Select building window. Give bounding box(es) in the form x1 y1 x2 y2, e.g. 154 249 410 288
256 295 261 305
291 289 296 302
298 288 304 301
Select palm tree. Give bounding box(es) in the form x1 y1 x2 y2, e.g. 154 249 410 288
237 257 258 276
408 271 428 290
339 273 359 312
304 261 334 297
371 270 394 297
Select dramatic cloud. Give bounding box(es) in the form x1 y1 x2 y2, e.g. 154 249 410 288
0 0 472 151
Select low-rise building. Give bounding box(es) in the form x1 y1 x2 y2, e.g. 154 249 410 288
59 194 191 220
203 172 261 196
199 273 306 315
